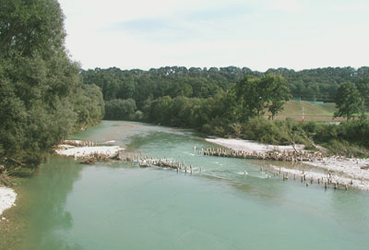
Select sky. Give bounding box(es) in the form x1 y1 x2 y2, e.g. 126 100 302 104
58 0 369 72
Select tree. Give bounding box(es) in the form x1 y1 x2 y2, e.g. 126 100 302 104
234 74 290 121
234 76 264 120
147 96 173 124
0 0 65 58
104 99 136 120
261 74 291 120
0 0 104 170
334 82 364 121
357 77 369 113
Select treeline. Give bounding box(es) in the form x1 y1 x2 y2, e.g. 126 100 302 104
82 65 369 133
87 71 293 136
0 0 104 174
266 67 369 102
82 65 369 107
82 65 369 156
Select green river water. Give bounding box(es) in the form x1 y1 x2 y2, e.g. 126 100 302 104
15 121 369 249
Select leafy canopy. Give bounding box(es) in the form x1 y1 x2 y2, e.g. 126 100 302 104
0 0 104 171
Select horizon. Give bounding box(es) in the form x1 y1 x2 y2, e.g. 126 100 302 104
82 64 368 72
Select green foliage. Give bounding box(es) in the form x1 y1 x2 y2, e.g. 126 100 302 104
262 74 291 119
73 84 105 128
357 77 369 112
315 120 369 149
320 139 369 158
145 96 173 124
0 0 104 172
234 74 291 120
334 82 364 121
235 76 263 120
82 66 369 112
241 118 307 146
104 99 136 121
83 63 369 156
268 67 363 102
0 0 65 58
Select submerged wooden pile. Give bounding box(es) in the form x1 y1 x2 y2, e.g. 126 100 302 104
202 147 326 162
57 141 361 191
268 166 354 191
80 152 113 164
115 151 194 172
64 146 190 172
60 140 97 147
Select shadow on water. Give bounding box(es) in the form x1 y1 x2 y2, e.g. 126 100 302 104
25 156 85 250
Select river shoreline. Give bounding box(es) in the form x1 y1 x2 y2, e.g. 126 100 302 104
206 138 369 191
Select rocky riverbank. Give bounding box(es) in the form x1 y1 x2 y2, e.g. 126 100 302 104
206 138 369 191
0 186 17 219
54 140 125 160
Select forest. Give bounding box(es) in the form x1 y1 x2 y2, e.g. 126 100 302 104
82 65 369 105
82 66 369 156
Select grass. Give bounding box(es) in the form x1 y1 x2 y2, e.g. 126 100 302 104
280 100 335 117
265 100 339 121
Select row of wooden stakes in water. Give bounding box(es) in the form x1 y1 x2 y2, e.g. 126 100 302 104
270 167 353 190
73 143 354 191
201 147 326 162
114 152 200 173
61 140 97 147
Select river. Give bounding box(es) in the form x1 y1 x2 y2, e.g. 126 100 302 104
17 121 369 249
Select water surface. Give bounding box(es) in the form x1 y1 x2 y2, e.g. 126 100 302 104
24 121 369 250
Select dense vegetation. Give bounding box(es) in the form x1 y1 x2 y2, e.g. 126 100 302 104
82 66 369 105
82 66 369 156
82 66 369 123
0 0 104 175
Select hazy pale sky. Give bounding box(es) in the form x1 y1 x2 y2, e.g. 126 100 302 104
58 0 369 71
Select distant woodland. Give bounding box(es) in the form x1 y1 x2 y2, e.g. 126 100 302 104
82 66 369 156
82 66 369 104
82 66 369 122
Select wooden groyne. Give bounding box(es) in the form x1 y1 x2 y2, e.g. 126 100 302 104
268 165 354 191
56 140 192 170
60 140 97 147
114 151 194 172
201 147 326 163
56 141 365 191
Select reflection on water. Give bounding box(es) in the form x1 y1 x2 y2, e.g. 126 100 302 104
25 157 85 250
24 121 369 250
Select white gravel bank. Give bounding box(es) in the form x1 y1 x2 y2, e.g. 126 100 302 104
0 186 17 216
207 138 369 191
55 145 123 158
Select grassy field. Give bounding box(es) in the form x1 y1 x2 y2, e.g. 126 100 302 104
266 100 339 121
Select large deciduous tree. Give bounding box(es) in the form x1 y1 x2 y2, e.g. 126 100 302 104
0 0 104 170
235 76 263 120
334 82 364 121
0 0 65 58
234 74 290 121
261 74 291 120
